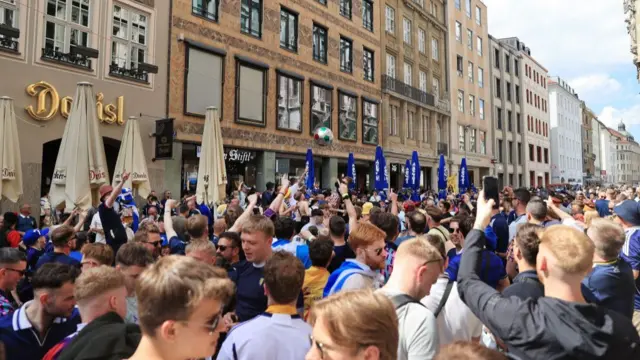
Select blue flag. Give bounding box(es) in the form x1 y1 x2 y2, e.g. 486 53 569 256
459 158 469 194
410 151 421 201
347 153 356 190
403 159 411 189
374 146 389 199
305 148 314 192
438 154 447 200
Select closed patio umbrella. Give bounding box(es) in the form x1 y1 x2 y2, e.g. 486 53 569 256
50 82 109 211
0 97 22 203
196 106 227 207
113 116 151 199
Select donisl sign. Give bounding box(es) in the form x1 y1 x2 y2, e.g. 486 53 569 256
25 81 125 125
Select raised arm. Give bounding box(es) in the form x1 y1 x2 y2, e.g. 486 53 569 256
339 182 358 232
73 210 88 233
229 194 258 233
106 172 130 209
389 188 398 216
269 174 291 214
163 198 181 239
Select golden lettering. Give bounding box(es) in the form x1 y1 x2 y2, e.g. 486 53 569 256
25 81 59 121
25 82 125 125
60 96 72 119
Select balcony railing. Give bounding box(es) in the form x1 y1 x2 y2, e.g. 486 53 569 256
437 142 448 156
382 75 435 107
41 47 92 70
109 63 149 83
0 37 18 52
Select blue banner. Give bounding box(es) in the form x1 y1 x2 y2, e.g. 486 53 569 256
410 151 421 202
374 146 389 192
347 153 356 190
459 157 469 194
305 148 314 191
403 159 411 189
438 154 447 200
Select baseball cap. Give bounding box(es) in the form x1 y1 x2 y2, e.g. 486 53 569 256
23 228 50 247
614 200 640 227
99 184 114 200
362 202 373 215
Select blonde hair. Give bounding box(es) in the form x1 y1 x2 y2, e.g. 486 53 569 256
74 265 125 304
309 290 398 360
348 222 386 250
584 210 599 228
185 239 217 257
241 215 275 238
81 243 114 266
587 218 625 260
435 341 507 360
186 215 208 238
136 255 235 335
540 225 594 275
397 237 443 263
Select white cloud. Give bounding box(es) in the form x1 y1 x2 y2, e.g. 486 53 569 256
598 105 640 129
484 0 630 74
569 74 622 98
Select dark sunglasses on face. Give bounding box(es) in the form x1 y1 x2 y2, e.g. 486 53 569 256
145 240 162 247
181 312 222 336
216 244 228 251
452 228 460 233
365 247 384 256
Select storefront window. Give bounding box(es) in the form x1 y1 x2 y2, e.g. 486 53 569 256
338 92 357 141
362 99 378 145
310 84 332 134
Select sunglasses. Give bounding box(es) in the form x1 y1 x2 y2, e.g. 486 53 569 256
451 228 460 233
181 312 222 336
3 268 26 276
309 335 330 359
364 247 384 256
216 244 229 251
144 240 162 247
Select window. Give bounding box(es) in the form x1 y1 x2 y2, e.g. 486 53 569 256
479 99 485 120
386 53 396 78
517 142 522 163
407 111 415 139
475 6 482 25
455 0 461 9
514 59 519 76
507 110 512 131
404 62 412 85
277 73 302 131
478 67 484 88
184 46 223 116
389 104 398 135
544 148 549 164
480 131 486 154
362 0 373 31
44 0 93 67
496 107 502 129
508 141 513 164
529 144 534 161
403 18 411 44
430 2 438 17
236 61 267 125
498 140 504 162
363 99 378 144
340 36 352 73
469 95 475 116
468 61 473 83
312 24 327 63
495 78 501 98
516 113 521 132
455 21 462 42
470 128 476 152
280 8 297 52
477 36 482 56
457 90 464 112
192 0 219 21
456 55 463 77
537 146 541 162
241 0 262 37
316 0 327 4
459 125 466 151
431 38 439 60
422 115 431 143
418 28 426 53
505 54 510 73
310 83 332 133
506 82 511 102
467 29 473 50
494 48 500 68
363 47 374 82
385 6 395 33
515 85 520 104
339 92 357 141
110 4 151 79
340 0 351 19
465 0 471 17
419 71 427 92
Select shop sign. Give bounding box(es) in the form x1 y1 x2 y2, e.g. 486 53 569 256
2 167 16 180
154 118 174 160
197 147 256 163
25 81 125 125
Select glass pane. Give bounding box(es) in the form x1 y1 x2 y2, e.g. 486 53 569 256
70 28 88 47
45 21 65 50
250 6 260 36
311 86 331 131
47 0 67 20
288 15 295 47
111 41 128 66
186 48 223 115
279 12 286 46
239 65 264 122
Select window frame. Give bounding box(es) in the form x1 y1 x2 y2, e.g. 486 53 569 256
362 98 379 145
475 5 482 25
457 89 464 113
183 42 226 118
477 67 483 88
339 36 353 73
385 5 395 34
234 58 268 127
109 3 151 79
465 0 471 18
363 47 374 82
309 82 333 134
312 23 327 64
480 130 486 154
44 0 93 65
419 70 427 92
479 98 485 120
240 0 262 38
459 124 465 151
340 0 352 19
404 62 412 85
476 36 482 56
386 53 396 78
403 17 411 45
362 0 373 32
418 28 426 53
279 7 298 52
431 37 439 60
466 28 473 50
455 21 462 42
192 0 219 22
467 61 473 83
276 71 303 133
469 94 475 116
338 90 358 142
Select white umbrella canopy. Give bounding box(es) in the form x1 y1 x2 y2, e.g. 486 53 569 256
196 106 227 206
0 97 23 203
112 117 151 199
50 82 109 211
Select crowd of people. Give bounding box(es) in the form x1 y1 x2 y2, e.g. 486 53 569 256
0 171 640 360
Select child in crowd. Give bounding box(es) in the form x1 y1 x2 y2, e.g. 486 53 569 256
302 236 334 320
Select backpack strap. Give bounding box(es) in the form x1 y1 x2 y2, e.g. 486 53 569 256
389 294 424 310
434 280 454 317
432 226 448 242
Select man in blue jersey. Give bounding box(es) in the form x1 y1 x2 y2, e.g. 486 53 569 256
0 263 80 360
0 248 26 316
272 217 311 269
614 199 640 332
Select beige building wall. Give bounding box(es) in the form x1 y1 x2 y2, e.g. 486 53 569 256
380 0 450 190
0 0 169 214
447 0 492 186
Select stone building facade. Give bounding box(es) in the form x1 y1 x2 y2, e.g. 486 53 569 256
581 102 596 184
166 0 382 195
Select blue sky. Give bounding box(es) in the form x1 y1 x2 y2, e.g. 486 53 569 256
484 0 640 139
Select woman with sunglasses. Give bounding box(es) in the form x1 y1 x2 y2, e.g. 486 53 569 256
307 289 398 360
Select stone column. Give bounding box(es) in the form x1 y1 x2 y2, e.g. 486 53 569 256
321 157 338 189
257 151 276 191
163 141 183 198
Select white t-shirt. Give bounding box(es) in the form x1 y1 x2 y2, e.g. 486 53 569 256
90 213 106 244
508 214 527 242
421 275 482 346
378 288 439 360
